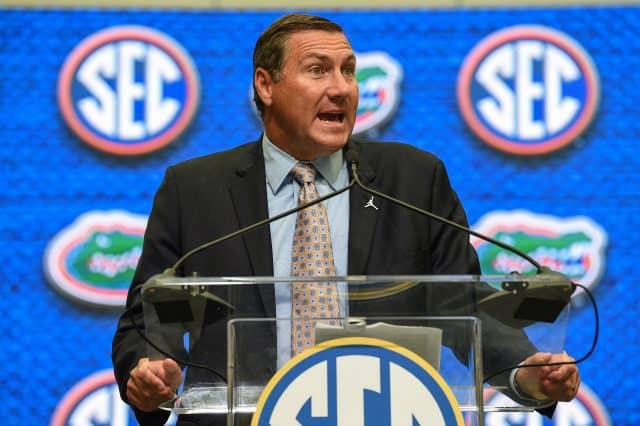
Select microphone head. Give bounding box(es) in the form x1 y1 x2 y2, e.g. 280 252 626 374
344 148 359 167
478 269 575 328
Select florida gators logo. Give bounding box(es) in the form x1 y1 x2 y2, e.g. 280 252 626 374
252 337 463 426
471 210 607 298
457 25 599 155
354 51 403 135
58 26 200 155
44 210 146 307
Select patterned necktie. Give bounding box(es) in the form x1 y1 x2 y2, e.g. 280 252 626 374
290 162 339 355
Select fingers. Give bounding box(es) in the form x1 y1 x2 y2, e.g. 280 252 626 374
162 358 184 390
538 352 580 402
540 372 579 401
524 352 553 365
543 352 576 382
515 353 552 400
146 358 182 386
516 351 581 402
126 358 182 412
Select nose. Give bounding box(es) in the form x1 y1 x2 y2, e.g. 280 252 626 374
327 71 355 101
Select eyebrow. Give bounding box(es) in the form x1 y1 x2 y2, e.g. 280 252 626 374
301 52 356 63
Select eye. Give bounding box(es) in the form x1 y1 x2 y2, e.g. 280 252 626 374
309 65 324 76
343 66 356 77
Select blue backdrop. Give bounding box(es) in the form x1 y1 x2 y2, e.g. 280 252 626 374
0 5 636 425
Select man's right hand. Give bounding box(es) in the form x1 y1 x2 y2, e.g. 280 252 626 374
126 357 183 412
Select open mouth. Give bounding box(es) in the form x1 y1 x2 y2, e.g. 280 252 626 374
318 112 345 123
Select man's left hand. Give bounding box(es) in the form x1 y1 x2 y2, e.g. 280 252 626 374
515 351 580 401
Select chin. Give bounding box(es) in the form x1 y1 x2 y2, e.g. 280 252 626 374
302 129 349 158
318 139 349 156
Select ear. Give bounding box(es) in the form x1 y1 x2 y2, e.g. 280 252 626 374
254 67 274 108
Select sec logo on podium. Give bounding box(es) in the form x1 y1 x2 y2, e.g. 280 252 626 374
252 337 463 426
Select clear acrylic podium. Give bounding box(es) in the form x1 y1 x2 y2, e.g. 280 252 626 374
141 274 572 426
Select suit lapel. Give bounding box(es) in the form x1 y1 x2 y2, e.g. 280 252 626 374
229 142 276 316
347 143 380 274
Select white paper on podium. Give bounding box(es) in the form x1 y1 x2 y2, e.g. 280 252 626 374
315 318 442 370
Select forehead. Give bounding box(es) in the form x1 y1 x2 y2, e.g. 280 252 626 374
284 30 354 61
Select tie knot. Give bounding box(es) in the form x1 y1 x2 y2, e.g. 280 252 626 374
291 162 317 185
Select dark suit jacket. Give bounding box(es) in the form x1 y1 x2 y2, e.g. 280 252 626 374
113 138 546 425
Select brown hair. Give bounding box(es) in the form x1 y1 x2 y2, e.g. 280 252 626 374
252 14 344 116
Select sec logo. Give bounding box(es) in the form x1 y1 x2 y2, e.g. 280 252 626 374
58 26 200 155
50 370 177 426
482 383 611 426
252 337 463 426
457 25 599 155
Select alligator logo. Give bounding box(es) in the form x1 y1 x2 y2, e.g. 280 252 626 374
471 210 607 295
44 210 146 307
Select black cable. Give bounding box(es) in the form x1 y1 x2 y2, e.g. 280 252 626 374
125 285 227 383
482 283 599 383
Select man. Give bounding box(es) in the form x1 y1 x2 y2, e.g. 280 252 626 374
113 13 580 426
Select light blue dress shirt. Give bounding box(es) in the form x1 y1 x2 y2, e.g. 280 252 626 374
262 135 350 367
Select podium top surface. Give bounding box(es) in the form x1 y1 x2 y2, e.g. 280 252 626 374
141 272 574 330
145 273 569 287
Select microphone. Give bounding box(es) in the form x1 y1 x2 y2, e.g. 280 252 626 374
344 147 575 328
135 146 585 389
146 147 574 328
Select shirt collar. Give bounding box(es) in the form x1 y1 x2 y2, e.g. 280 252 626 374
262 134 344 195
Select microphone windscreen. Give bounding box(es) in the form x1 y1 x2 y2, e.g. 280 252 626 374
344 148 359 166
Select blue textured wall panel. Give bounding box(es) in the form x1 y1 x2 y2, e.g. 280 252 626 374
0 6 636 425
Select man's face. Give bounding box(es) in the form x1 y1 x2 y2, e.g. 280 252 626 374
256 30 359 160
